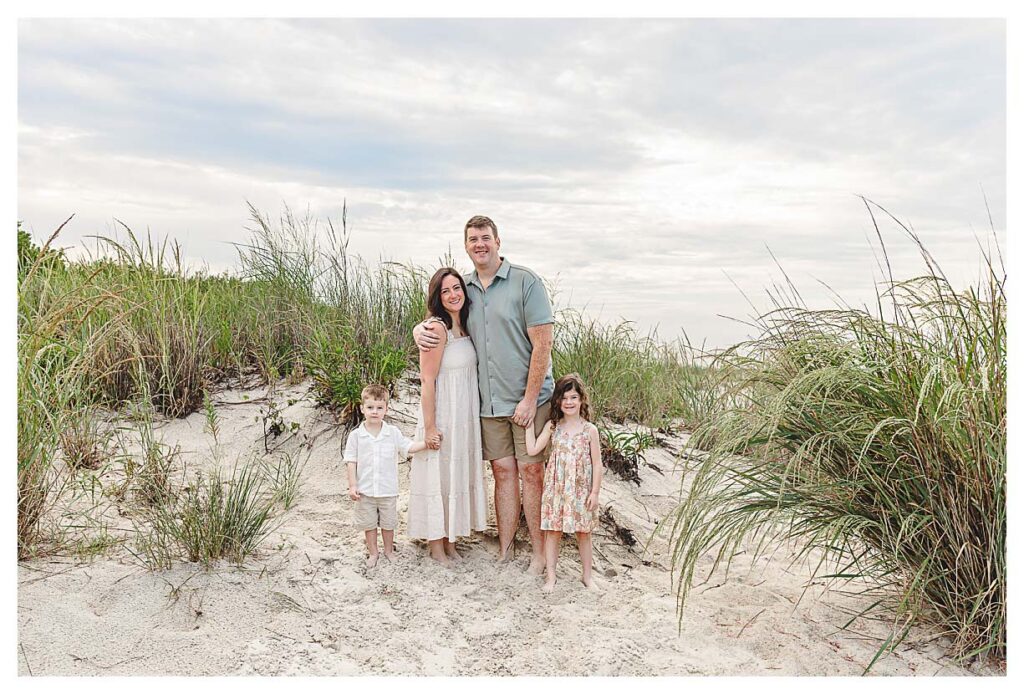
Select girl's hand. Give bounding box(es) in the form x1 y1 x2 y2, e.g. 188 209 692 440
348 485 361 501
586 490 600 513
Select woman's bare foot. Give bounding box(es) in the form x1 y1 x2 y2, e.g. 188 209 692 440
541 576 556 593
429 551 452 567
445 545 462 562
366 553 379 568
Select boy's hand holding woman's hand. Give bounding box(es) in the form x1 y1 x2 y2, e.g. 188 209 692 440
426 427 443 450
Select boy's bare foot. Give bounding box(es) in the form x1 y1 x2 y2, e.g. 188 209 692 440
541 577 556 594
366 554 379 568
527 556 545 576
381 550 394 563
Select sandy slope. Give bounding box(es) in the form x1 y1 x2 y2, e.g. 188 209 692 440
17 379 988 676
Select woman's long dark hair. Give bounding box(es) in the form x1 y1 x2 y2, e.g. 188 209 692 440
426 267 471 331
549 373 591 426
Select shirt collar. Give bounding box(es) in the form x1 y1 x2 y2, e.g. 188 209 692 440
358 422 390 439
468 257 510 288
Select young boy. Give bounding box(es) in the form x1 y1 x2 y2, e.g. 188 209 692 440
343 384 437 567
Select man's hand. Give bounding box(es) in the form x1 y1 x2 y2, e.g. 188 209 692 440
511 398 538 429
348 485 361 501
413 321 443 353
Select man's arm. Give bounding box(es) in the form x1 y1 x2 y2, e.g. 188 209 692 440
511 322 553 428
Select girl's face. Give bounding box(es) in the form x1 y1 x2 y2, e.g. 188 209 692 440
440 274 465 314
559 387 582 417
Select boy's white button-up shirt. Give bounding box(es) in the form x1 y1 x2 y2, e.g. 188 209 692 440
342 422 412 498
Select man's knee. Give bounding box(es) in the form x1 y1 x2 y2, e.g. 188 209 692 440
519 462 544 486
491 457 518 484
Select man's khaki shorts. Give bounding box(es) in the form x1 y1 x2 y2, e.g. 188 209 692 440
481 400 552 464
353 495 398 531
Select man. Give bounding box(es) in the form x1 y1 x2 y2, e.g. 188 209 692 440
414 215 554 575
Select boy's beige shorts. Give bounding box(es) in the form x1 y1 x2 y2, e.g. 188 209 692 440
353 495 398 531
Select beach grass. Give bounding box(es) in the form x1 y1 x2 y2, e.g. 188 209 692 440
18 206 713 559
663 201 1006 667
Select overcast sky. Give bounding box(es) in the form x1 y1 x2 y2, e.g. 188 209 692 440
17 18 1005 348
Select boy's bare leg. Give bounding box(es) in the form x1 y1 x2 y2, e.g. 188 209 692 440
542 530 560 593
365 529 379 568
491 456 519 561
520 461 545 574
577 532 593 587
381 529 395 560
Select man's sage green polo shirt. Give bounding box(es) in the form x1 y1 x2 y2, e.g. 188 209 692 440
465 257 554 418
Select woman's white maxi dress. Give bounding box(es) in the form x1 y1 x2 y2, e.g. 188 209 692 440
407 327 488 541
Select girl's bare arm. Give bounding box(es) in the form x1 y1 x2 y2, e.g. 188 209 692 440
524 420 554 457
586 424 603 511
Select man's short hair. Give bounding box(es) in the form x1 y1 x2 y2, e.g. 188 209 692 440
464 215 498 242
360 384 389 403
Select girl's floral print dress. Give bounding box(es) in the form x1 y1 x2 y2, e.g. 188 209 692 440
540 422 598 533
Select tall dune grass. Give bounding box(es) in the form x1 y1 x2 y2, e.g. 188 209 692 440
553 309 717 428
17 205 713 559
665 203 1005 668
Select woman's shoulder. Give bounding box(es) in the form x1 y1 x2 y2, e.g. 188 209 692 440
424 317 450 343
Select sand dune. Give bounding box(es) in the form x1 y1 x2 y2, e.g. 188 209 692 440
17 379 986 676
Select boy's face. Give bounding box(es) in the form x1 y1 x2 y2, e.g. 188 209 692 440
360 398 388 424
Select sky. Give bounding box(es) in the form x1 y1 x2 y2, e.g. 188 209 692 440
17 18 1006 348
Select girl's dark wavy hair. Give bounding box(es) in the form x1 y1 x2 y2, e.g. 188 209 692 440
426 267 471 331
549 373 591 426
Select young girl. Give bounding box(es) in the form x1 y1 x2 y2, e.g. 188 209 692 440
524 373 604 592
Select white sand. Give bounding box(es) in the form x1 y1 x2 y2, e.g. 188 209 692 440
17 379 989 676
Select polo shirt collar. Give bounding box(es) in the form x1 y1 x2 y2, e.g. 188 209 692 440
468 257 510 289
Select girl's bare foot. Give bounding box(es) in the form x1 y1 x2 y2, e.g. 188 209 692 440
366 553 379 568
541 576 556 593
581 575 593 588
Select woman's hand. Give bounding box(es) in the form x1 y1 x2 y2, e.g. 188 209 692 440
426 427 443 450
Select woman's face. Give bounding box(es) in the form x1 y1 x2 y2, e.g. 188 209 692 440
440 274 465 314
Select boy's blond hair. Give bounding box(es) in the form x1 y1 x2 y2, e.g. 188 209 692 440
360 384 389 403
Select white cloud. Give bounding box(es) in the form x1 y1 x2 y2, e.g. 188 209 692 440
18 18 1005 347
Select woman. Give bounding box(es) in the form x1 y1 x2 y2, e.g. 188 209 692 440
407 267 488 565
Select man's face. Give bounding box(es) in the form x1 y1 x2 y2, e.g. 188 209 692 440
465 225 500 270
360 398 388 425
